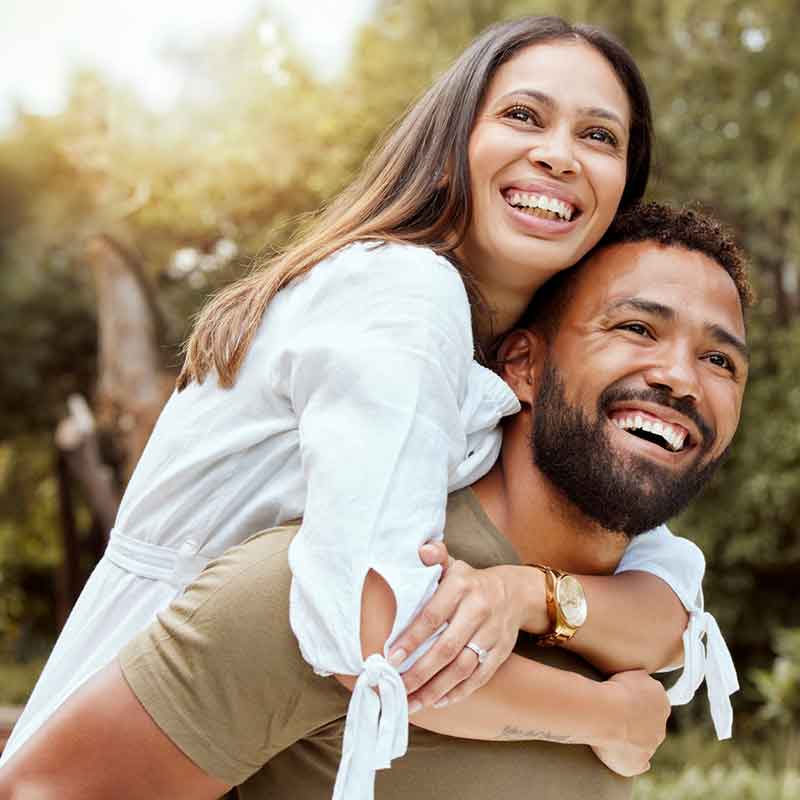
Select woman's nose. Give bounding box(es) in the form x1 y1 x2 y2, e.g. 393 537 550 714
527 128 580 177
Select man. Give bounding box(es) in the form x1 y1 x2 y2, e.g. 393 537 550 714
0 203 752 800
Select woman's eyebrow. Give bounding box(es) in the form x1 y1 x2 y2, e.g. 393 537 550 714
495 89 625 128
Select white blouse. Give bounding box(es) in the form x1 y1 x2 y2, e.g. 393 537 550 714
0 242 738 795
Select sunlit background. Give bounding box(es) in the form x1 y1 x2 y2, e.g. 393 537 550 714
1 1 798 796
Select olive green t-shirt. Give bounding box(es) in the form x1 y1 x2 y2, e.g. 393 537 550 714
120 489 631 799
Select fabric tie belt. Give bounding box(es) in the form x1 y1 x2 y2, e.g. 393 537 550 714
105 528 211 589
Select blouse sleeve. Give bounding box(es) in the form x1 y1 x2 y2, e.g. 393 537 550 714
615 525 739 739
282 243 475 799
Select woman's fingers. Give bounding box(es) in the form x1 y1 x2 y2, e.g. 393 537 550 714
399 602 488 695
388 559 471 672
389 559 521 707
418 541 452 571
407 646 483 709
410 628 516 709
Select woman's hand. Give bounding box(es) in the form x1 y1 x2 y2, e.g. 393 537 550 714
390 542 538 711
591 670 671 777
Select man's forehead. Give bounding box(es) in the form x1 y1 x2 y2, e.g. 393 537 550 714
572 241 746 335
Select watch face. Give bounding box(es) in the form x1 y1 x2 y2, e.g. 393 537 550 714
557 575 587 628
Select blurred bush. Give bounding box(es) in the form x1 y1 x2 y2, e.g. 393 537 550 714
635 764 800 800
753 628 800 729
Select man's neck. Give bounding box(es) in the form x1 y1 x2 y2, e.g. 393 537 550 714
471 422 629 576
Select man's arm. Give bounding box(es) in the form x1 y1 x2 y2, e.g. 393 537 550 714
562 571 687 674
0 661 231 800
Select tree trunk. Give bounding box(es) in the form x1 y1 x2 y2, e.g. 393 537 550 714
55 448 82 627
83 234 173 480
55 395 120 537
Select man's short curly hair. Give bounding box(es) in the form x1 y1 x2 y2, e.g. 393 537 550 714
520 202 754 341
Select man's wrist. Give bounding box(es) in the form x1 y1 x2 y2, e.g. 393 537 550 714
588 680 632 749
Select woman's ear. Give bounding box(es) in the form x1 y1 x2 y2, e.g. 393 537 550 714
495 329 544 405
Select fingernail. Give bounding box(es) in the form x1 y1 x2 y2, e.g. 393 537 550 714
408 700 423 715
389 649 407 667
433 697 449 709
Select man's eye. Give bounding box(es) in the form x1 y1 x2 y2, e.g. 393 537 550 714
707 352 735 373
619 323 650 338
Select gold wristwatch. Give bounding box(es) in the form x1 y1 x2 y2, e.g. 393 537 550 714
529 564 587 646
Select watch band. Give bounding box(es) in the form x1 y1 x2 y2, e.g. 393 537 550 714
529 563 581 647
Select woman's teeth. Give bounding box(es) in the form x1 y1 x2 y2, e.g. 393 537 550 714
506 191 574 221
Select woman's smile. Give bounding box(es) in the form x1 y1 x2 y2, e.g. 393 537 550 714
457 39 631 333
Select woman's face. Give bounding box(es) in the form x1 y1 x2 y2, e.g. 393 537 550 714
458 40 631 312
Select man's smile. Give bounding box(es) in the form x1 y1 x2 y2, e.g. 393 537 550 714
608 406 694 454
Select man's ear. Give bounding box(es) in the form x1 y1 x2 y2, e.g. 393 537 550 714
496 329 546 405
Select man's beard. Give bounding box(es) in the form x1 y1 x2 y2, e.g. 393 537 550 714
531 360 726 538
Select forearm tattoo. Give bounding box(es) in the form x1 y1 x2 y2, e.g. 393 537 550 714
495 725 575 743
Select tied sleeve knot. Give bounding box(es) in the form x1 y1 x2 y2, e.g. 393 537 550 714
667 609 739 740
332 653 409 800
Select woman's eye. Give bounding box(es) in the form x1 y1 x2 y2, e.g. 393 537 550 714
585 127 619 147
505 105 539 125
619 322 650 338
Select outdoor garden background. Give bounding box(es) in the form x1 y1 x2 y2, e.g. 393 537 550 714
0 1 798 797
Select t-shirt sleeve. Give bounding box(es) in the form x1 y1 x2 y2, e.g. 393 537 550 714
283 243 474 676
615 525 739 740
614 523 705 611
118 528 351 786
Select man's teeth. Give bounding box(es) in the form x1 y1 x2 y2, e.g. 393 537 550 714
612 415 688 452
506 191 574 221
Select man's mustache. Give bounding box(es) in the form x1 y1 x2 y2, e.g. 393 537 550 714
598 385 715 449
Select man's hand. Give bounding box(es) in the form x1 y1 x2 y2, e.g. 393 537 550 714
389 541 529 711
591 670 671 777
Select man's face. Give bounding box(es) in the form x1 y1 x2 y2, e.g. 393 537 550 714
530 241 748 537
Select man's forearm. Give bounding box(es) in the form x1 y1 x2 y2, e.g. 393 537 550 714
561 571 687 674
409 652 620 746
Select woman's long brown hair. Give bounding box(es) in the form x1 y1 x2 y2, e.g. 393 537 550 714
177 15 654 390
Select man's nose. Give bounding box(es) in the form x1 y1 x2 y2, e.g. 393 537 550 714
527 126 580 177
643 346 702 403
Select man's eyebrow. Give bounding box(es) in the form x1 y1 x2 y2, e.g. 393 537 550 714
706 323 750 364
605 298 675 319
606 298 750 364
496 89 626 129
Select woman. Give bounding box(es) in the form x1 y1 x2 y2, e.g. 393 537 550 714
1 15 734 795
